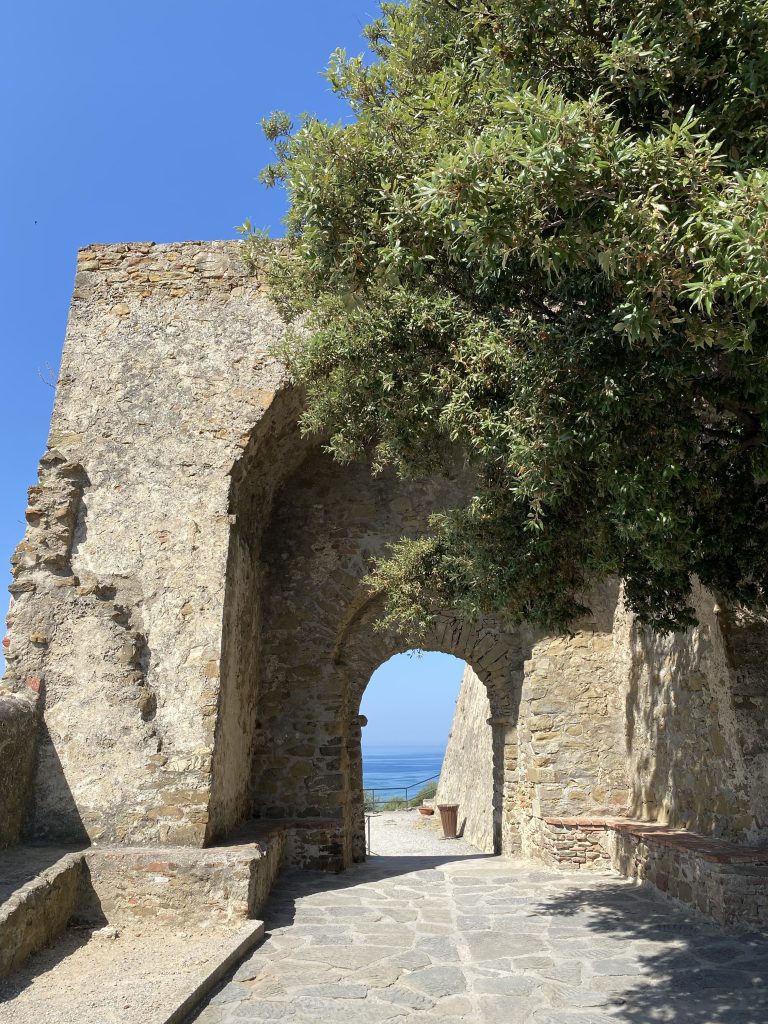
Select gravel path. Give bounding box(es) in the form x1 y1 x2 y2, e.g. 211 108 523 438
366 810 479 858
190 813 768 1024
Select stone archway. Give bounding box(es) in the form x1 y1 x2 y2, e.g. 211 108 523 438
4 242 767 933
337 607 525 863
211 422 527 867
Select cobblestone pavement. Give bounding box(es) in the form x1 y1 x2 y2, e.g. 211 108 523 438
191 817 768 1024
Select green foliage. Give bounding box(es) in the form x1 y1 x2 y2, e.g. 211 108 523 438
412 780 438 803
247 0 768 636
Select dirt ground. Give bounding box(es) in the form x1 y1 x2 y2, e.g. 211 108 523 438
0 921 258 1024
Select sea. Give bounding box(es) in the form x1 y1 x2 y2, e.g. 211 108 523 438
362 746 445 802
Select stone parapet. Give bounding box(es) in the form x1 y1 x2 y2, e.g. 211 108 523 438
607 827 768 931
80 836 285 927
0 815 347 980
535 815 768 931
72 241 255 303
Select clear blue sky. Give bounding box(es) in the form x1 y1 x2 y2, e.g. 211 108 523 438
361 653 465 749
0 0 465 744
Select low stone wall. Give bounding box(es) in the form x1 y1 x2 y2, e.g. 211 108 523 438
535 817 612 870
0 819 344 977
0 852 82 977
535 816 768 931
78 834 287 928
0 816 344 980
435 665 494 853
0 686 40 847
606 824 768 932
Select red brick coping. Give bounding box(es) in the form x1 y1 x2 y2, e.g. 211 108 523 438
543 817 768 865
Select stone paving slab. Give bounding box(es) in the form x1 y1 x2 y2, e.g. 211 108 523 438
189 815 768 1024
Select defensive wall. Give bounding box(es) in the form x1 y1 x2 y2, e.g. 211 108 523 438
2 241 767 933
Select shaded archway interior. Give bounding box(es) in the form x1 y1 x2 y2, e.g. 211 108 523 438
212 392 526 865
208 385 768 894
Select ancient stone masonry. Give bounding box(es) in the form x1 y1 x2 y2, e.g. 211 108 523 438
2 240 768 934
616 581 768 842
247 447 527 864
0 687 39 848
3 242 289 847
435 665 494 853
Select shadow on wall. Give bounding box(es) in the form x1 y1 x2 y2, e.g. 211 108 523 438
536 882 768 1024
623 584 755 840
24 720 89 846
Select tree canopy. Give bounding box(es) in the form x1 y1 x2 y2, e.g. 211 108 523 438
245 0 768 636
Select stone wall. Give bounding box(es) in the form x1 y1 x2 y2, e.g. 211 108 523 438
0 852 82 977
247 444 529 863
2 242 289 847
536 818 612 870
436 586 635 861
0 832 288 977
516 585 631 828
442 578 768 865
531 816 768 931
0 686 40 846
617 581 767 842
1 242 531 861
2 240 767 913
78 835 288 927
435 665 494 853
606 826 768 932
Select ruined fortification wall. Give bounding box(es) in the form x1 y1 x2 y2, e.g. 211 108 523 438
2 240 767 881
440 579 768 862
1 241 528 859
618 582 768 842
435 665 494 852
249 447 527 863
2 242 288 845
437 584 633 858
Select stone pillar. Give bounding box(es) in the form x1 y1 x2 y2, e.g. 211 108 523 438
489 714 520 855
349 714 367 863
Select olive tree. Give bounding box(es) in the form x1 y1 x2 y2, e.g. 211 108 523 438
245 0 768 635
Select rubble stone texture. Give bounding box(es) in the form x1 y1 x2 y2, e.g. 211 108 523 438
2 241 768 929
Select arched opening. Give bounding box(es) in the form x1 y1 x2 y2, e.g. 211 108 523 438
361 651 464 802
209 406 527 866
359 650 496 856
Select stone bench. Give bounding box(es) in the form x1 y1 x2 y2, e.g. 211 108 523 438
541 816 768 931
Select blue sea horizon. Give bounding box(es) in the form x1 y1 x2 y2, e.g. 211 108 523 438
362 744 445 800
